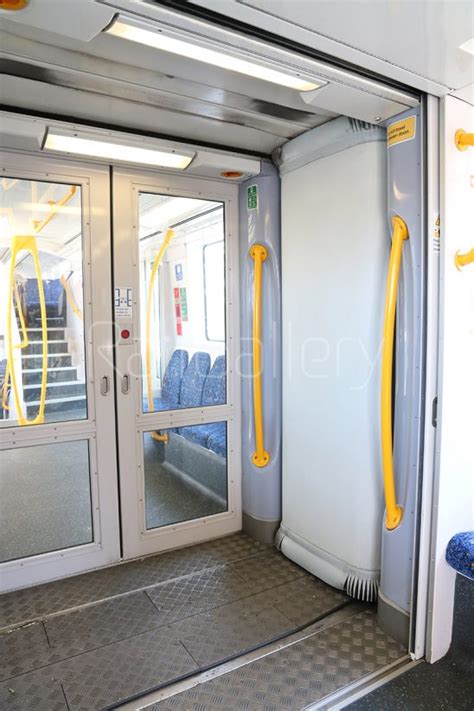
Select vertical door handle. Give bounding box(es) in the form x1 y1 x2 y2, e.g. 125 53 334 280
101 376 110 396
121 374 130 394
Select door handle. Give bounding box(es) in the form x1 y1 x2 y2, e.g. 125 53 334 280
101 376 110 396
121 374 130 394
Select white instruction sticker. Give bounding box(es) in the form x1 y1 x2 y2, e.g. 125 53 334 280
115 287 133 319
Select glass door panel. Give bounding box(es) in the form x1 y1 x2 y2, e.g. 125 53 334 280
1 439 92 563
0 178 87 427
114 171 240 559
143 421 228 530
138 193 226 414
1 157 120 592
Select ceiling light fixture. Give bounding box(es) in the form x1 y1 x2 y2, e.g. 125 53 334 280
42 129 195 170
459 38 474 55
105 16 322 92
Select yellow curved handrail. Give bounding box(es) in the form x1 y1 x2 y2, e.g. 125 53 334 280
6 235 48 426
2 281 29 412
455 129 474 152
381 216 409 530
455 248 474 270
32 185 78 233
250 244 270 468
60 274 83 321
13 280 29 349
145 229 175 413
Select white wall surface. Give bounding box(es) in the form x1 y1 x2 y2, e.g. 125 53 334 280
428 95 474 662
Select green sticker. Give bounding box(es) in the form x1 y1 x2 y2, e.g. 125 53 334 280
180 287 188 321
247 184 258 211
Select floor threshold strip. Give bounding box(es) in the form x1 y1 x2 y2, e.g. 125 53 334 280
116 603 366 710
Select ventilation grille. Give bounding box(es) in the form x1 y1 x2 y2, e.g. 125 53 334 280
344 573 379 602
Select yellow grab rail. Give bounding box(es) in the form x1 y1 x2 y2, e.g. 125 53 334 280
455 129 474 151
381 216 409 530
250 244 270 468
60 274 83 320
145 229 175 413
13 280 29 349
6 235 48 426
455 248 474 270
2 281 29 412
33 185 77 233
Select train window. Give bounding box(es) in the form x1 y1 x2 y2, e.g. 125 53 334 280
203 240 225 342
138 193 226 414
0 178 87 428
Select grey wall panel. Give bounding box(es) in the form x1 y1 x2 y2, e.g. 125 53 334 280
239 162 282 538
379 106 425 643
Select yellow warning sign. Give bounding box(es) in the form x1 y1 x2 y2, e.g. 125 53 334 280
388 116 416 147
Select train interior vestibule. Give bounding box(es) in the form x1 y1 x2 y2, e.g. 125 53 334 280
1 2 473 710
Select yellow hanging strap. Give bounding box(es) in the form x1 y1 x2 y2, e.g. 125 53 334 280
60 274 83 320
381 216 409 530
32 185 77 233
145 229 175 444
250 244 270 468
6 235 48 426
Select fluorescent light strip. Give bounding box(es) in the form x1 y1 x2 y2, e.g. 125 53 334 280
44 133 193 169
105 18 320 92
459 37 474 56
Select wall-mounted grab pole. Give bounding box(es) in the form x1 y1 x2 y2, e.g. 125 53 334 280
250 244 270 468
60 274 83 321
6 235 48 426
454 129 474 151
381 216 409 530
455 248 474 270
145 229 175 413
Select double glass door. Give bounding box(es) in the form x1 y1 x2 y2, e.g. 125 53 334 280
0 155 240 591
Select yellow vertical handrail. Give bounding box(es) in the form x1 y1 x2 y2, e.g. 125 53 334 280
250 244 270 468
145 229 175 413
2 281 29 412
13 280 29 349
6 235 48 426
60 274 83 321
381 216 409 530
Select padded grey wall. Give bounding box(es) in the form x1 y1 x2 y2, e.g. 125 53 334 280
239 161 282 542
379 106 426 646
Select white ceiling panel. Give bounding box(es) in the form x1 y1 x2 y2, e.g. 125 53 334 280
192 0 474 93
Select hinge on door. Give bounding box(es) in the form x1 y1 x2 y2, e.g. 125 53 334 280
432 396 438 427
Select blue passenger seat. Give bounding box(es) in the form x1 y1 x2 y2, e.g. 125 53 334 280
147 349 188 411
179 356 227 455
179 351 211 408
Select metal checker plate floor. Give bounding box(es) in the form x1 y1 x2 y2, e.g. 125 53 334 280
0 534 351 710
145 609 405 711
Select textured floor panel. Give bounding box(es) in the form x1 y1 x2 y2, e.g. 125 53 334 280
0 666 68 711
0 533 266 629
148 610 405 711
0 622 50 680
0 536 352 710
58 628 197 711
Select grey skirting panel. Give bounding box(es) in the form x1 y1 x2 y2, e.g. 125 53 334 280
0 534 350 711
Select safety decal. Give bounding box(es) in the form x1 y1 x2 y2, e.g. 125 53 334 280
387 116 416 148
114 287 132 318
247 184 258 210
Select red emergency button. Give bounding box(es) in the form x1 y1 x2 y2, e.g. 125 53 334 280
121 328 130 339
